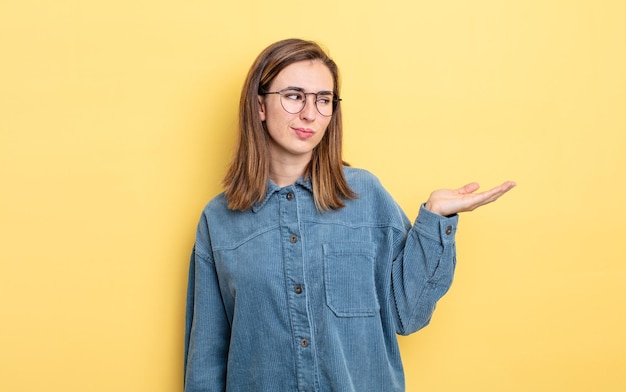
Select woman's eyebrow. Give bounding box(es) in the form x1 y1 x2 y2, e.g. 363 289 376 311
285 86 306 92
285 86 333 94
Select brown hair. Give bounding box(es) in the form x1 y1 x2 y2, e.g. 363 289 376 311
223 38 356 211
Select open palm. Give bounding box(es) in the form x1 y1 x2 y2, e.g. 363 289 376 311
425 181 516 217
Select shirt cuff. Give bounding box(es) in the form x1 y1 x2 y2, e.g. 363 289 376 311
414 203 459 244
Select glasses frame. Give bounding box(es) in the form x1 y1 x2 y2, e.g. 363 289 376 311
260 87 342 117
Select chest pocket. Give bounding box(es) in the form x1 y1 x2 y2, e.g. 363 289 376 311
323 242 380 317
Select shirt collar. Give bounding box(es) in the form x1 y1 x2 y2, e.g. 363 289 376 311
251 176 313 213
295 176 313 192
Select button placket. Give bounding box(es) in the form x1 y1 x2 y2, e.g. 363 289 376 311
278 187 314 389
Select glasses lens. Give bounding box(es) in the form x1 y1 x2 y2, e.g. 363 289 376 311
279 89 335 117
280 90 306 114
315 93 334 117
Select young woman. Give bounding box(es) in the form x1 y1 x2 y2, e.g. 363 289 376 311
184 38 515 392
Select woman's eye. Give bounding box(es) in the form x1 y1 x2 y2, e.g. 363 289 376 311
317 96 332 105
284 91 304 101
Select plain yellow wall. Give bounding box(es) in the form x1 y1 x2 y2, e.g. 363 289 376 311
1 0 625 391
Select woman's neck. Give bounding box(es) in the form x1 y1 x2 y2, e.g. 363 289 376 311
269 155 311 187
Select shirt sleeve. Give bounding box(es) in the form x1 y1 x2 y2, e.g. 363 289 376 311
184 212 230 391
391 203 458 335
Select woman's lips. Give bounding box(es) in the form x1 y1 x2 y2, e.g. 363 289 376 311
293 127 314 139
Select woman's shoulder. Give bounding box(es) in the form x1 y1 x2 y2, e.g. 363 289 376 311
342 166 409 227
201 191 233 218
344 166 390 199
343 166 385 193
343 166 397 206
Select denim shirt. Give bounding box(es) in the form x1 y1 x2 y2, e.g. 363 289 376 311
184 167 458 392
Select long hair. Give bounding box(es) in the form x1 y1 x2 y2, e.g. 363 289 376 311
223 38 356 211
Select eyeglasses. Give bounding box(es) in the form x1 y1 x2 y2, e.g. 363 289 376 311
260 88 341 117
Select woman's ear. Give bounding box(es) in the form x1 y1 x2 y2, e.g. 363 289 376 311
257 95 266 121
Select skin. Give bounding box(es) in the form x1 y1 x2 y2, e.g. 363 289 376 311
258 59 516 215
258 60 333 187
425 181 517 216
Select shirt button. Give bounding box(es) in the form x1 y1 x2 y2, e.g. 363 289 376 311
445 226 452 235
294 284 303 294
300 338 309 348
286 192 294 201
290 235 298 243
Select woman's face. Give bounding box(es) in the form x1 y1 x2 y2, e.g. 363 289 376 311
258 60 334 165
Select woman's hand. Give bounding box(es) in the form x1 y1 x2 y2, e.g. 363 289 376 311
424 181 516 217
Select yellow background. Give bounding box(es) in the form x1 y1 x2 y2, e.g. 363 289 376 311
1 0 625 391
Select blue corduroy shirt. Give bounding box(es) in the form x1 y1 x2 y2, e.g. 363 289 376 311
184 167 458 392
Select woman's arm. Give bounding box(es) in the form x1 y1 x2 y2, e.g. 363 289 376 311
391 181 515 334
184 215 230 392
391 205 458 335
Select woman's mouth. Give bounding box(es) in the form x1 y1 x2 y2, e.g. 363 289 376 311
293 127 314 139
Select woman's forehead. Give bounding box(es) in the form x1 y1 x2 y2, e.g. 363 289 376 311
270 60 334 91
